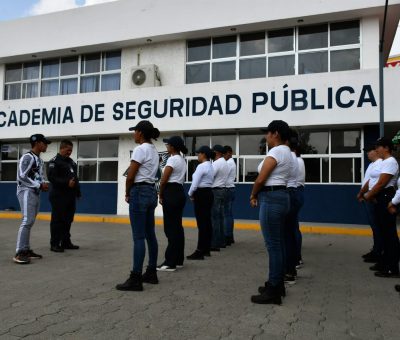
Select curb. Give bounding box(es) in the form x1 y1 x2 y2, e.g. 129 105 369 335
0 211 383 237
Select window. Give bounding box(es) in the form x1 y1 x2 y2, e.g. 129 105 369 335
300 128 362 183
185 20 360 84
4 51 121 100
0 143 30 181
77 138 119 182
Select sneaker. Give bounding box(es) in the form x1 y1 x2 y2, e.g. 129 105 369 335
62 243 79 250
284 274 296 285
362 250 375 259
374 270 400 278
296 260 304 269
13 251 31 264
50 245 64 253
157 264 176 272
27 249 43 259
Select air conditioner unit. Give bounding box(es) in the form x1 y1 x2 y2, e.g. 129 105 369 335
131 64 160 88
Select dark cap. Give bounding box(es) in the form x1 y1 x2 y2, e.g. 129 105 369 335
163 136 188 154
223 145 233 153
128 120 153 132
363 145 376 152
30 134 51 145
375 137 394 150
196 145 213 158
212 144 225 154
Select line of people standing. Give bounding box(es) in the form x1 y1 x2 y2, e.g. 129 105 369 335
116 120 238 290
358 137 400 289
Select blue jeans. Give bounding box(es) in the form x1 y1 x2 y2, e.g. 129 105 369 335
285 188 301 275
211 188 226 248
129 185 158 273
362 200 383 256
259 190 289 286
224 187 235 239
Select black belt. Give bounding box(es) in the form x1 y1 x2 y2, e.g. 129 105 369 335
133 182 155 187
213 187 226 190
260 185 287 192
166 182 183 186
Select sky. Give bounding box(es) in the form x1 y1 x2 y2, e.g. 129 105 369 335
0 0 399 56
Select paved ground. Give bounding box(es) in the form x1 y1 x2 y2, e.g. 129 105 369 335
0 218 399 340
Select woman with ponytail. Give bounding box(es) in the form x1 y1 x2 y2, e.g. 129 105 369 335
157 136 188 271
116 120 161 291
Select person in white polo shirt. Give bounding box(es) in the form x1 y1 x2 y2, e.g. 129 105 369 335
211 144 229 251
157 136 188 272
364 137 399 278
224 145 236 246
357 145 383 263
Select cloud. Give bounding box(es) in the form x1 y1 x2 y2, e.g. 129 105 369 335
29 0 119 16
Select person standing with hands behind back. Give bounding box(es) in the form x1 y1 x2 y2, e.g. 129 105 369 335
13 134 51 264
116 120 160 291
157 136 188 271
48 140 81 253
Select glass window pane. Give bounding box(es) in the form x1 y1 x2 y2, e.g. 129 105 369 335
331 158 353 182
22 82 38 98
1 144 19 160
23 62 40 80
298 51 328 74
99 139 118 158
187 159 200 181
103 51 121 71
298 24 328 50
5 84 22 100
99 161 118 181
78 161 97 181
212 61 235 81
101 74 120 91
78 140 97 158
82 53 100 74
211 135 236 154
185 136 210 156
322 157 329 183
187 39 211 62
61 56 79 76
354 158 361 183
0 163 17 181
42 59 60 78
60 78 78 95
239 134 266 155
239 58 266 79
41 80 59 97
212 35 236 59
304 158 321 182
268 28 294 53
268 55 295 77
240 32 265 56
19 144 31 157
330 49 360 72
186 63 210 84
80 75 99 93
5 64 22 82
244 158 264 182
331 130 361 153
330 20 360 46
299 131 329 154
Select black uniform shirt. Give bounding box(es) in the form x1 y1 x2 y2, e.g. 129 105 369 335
48 153 81 197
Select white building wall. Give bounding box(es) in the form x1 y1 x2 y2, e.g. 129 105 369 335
361 17 380 69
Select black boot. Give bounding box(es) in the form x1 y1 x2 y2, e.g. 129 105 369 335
252 282 282 305
116 271 143 291
186 250 204 260
258 281 286 297
142 266 159 284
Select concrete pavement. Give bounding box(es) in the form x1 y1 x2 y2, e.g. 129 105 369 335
0 218 399 340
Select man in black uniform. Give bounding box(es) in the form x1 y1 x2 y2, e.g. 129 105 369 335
48 140 81 252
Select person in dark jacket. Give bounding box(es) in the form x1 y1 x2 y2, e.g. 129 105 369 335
48 140 81 252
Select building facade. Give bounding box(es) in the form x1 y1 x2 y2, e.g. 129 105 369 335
0 0 399 224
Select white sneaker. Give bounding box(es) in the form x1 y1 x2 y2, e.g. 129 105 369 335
156 265 176 272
